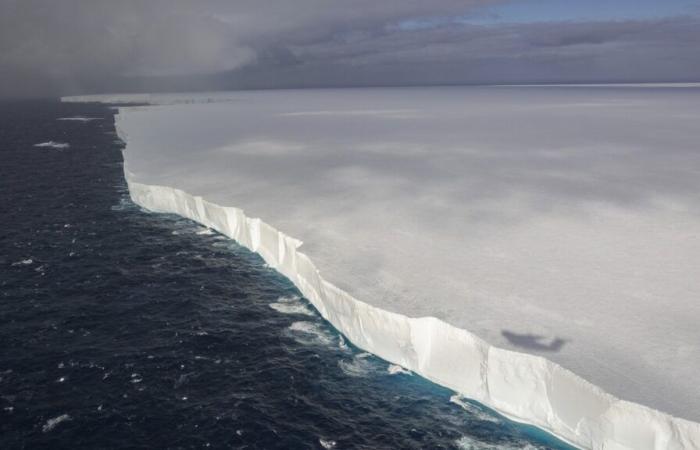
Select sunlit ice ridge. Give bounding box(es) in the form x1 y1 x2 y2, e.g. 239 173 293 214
64 85 700 449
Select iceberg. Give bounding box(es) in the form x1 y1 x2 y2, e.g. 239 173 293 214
66 86 700 449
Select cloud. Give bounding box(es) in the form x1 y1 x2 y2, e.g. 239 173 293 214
0 0 257 93
0 0 698 98
276 16 700 81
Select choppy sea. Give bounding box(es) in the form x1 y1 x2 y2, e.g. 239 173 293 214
0 100 574 449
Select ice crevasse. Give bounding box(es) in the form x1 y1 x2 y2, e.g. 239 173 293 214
114 114 700 450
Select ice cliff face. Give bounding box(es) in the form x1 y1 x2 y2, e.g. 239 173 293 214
76 86 700 448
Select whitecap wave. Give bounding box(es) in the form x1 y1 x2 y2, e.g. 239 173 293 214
11 259 33 266
338 352 381 378
338 336 350 352
319 438 337 449
450 394 501 424
269 295 315 316
34 141 69 149
42 414 71 432
387 364 412 376
454 436 541 450
57 117 101 122
111 198 132 211
286 321 334 346
211 241 232 248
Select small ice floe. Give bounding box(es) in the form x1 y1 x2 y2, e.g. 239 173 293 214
57 117 101 122
57 376 67 383
269 295 315 317
11 259 33 266
42 414 71 433
387 364 412 376
286 321 334 346
34 141 70 149
450 394 501 424
195 227 214 235
319 438 337 449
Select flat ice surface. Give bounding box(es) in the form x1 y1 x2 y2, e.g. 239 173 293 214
111 86 699 422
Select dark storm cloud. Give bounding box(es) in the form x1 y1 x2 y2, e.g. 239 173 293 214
0 0 699 98
276 16 700 80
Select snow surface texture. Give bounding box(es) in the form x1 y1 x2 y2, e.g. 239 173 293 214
69 86 700 449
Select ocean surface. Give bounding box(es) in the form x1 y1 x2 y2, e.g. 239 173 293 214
0 100 574 449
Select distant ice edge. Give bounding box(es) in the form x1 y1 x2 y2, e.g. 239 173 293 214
115 113 699 450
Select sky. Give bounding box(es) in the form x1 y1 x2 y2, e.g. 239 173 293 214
0 0 699 98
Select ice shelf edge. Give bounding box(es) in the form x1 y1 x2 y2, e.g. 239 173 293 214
115 111 700 450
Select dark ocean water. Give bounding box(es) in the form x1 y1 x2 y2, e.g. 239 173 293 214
0 101 574 449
